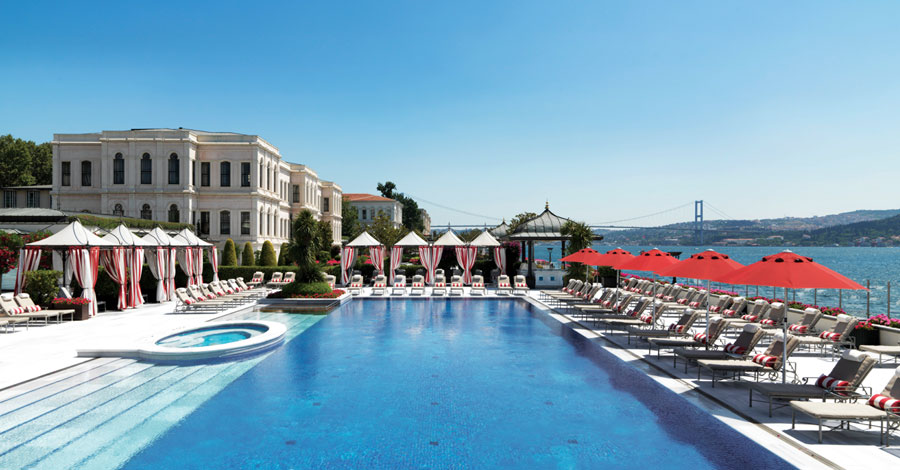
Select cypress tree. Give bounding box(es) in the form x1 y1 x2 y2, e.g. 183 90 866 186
241 242 255 266
222 239 237 266
260 241 277 266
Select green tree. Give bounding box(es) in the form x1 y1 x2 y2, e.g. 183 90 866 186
222 239 237 266
341 198 360 239
369 213 406 247
32 142 52 185
288 210 319 268
260 241 277 266
0 135 36 187
241 242 255 266
377 181 424 232
509 212 538 232
560 220 595 281
277 245 287 265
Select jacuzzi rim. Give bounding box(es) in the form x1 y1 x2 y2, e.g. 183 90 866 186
138 320 287 361
155 322 270 346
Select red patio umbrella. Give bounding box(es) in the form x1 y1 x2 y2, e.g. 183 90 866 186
559 248 603 280
656 250 744 346
714 250 866 383
592 249 635 299
614 248 678 273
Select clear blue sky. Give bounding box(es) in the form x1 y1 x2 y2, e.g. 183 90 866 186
2 1 899 227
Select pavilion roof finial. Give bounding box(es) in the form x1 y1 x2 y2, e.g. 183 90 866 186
545 200 549 210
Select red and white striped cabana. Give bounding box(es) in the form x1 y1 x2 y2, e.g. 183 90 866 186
140 228 184 302
391 231 428 284
342 231 383 285
102 224 153 310
22 220 115 317
469 231 505 279
433 230 471 284
174 229 214 287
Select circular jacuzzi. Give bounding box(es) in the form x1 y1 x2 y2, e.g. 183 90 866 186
76 321 288 362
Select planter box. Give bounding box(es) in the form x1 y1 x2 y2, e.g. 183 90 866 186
876 324 900 347
850 328 879 348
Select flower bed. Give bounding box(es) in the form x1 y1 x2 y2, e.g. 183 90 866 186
52 297 92 307
858 314 900 330
269 289 345 299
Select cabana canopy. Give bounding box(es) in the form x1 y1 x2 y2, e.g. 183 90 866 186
347 231 383 247
28 220 114 247
394 231 428 247
432 230 465 246
141 227 185 246
469 231 501 247
103 224 153 246
173 228 212 247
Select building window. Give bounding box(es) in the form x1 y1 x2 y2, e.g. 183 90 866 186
61 161 71 186
220 210 231 235
168 204 180 223
141 204 152 220
26 191 39 208
201 162 210 187
81 161 92 186
192 161 196 186
324 197 329 213
259 163 264 187
113 204 124 217
141 153 152 184
220 162 231 187
200 211 210 235
168 153 180 184
241 162 250 187
292 185 300 203
3 191 16 208
362 209 367 220
113 153 124 184
240 211 250 235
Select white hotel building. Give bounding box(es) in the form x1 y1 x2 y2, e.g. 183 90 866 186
51 128 342 252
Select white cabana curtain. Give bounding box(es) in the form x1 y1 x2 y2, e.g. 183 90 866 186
340 246 357 285
455 246 477 284
193 247 203 286
368 246 385 276
167 248 177 301
69 247 100 316
493 246 507 275
14 247 42 294
131 247 144 307
178 248 195 287
418 246 443 284
389 246 404 284
146 248 168 303
100 247 128 310
210 247 219 282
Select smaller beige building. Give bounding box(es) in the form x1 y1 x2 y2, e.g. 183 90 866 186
344 193 403 229
1 185 52 209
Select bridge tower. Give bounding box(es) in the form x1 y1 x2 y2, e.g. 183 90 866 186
694 200 704 245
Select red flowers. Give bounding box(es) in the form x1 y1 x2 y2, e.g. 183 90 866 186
52 297 91 306
289 289 345 299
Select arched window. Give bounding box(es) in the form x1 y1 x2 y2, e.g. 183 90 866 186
168 153 180 184
141 204 152 220
220 210 231 235
140 153 152 184
113 204 124 217
168 204 180 223
113 153 124 185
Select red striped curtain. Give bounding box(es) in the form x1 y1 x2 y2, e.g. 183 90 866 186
14 247 42 294
131 247 144 307
455 246 477 284
493 247 506 276
389 246 404 284
69 247 100 316
340 247 356 285
369 245 385 276
210 247 219 282
101 247 129 310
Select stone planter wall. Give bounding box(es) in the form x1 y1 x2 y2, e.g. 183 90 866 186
876 324 900 347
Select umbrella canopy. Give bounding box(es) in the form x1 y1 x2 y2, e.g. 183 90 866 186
559 248 603 265
469 231 501 247
173 229 212 247
656 249 743 281
346 231 382 247
593 248 635 267
28 220 114 248
615 248 678 273
432 230 465 246
394 231 428 247
103 224 153 246
140 227 186 246
716 250 865 290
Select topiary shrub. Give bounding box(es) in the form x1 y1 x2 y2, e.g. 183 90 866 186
24 270 62 306
222 239 237 266
260 241 277 266
269 281 334 298
241 242 254 266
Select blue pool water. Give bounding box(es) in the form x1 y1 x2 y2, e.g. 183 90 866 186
155 324 268 348
123 299 792 469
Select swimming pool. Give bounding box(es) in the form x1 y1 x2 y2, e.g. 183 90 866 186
117 299 791 469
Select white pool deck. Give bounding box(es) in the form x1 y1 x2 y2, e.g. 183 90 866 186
0 287 897 469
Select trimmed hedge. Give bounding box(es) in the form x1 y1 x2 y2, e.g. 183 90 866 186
24 270 62 306
71 214 192 232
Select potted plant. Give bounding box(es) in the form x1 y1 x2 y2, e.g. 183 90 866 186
52 297 92 321
850 319 879 347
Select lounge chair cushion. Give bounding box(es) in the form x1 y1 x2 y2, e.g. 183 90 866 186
742 314 758 322
668 323 686 333
692 332 710 344
867 394 900 412
788 324 808 333
724 343 746 354
816 375 850 392
791 401 885 420
759 319 776 326
819 331 842 341
752 354 777 367
722 309 737 317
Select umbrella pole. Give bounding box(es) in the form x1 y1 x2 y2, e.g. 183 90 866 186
705 279 710 350
782 285 788 384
